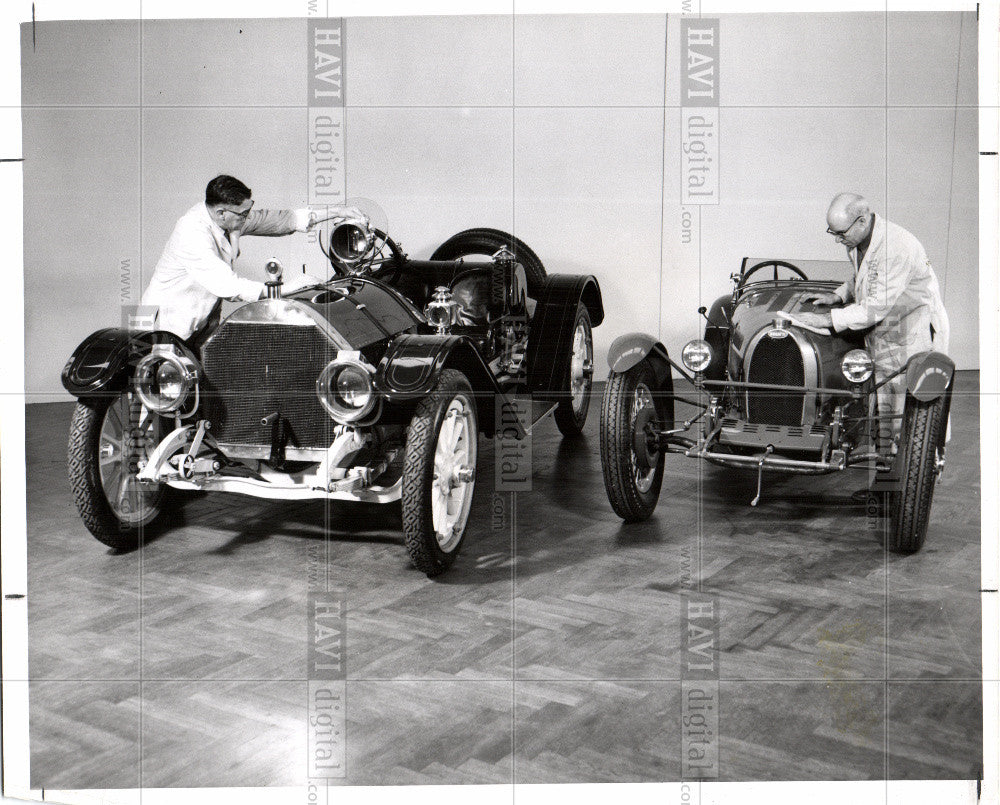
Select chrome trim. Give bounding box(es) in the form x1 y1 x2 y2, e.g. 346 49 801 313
215 443 330 462
743 326 818 425
163 474 402 503
225 299 352 349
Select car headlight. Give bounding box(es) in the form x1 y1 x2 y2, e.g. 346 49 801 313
317 358 378 422
135 350 198 413
681 339 713 373
841 349 874 384
329 222 373 269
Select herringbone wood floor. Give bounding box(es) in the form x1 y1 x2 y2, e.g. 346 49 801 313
24 374 982 786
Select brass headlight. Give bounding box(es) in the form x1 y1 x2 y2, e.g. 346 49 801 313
681 339 713 373
841 349 874 384
329 222 373 270
135 349 198 413
317 357 379 423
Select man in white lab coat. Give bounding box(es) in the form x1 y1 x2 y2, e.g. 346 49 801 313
141 174 364 345
797 192 949 447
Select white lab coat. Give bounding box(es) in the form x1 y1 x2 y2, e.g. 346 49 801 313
828 214 950 444
141 202 311 340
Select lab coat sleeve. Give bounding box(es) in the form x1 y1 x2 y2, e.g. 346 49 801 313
175 226 264 301
829 251 911 332
834 277 854 303
241 208 311 236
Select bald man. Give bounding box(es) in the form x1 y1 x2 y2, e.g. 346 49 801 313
797 193 949 448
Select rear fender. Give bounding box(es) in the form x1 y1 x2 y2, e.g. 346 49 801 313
376 333 521 438
525 274 604 397
61 328 195 398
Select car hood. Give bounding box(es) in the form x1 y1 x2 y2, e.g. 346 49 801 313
226 277 423 351
729 280 866 386
731 281 839 341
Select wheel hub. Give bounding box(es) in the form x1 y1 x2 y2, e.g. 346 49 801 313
632 405 659 471
569 320 593 412
431 399 476 551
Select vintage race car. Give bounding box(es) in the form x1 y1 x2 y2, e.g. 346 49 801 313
599 257 953 552
63 221 603 576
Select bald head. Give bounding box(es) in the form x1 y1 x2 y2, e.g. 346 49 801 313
826 193 872 246
827 193 870 230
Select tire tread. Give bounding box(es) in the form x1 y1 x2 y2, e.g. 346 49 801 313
888 395 944 552
401 369 477 576
599 363 664 522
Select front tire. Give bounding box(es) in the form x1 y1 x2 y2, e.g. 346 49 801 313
887 394 947 552
67 392 166 550
554 304 594 437
599 361 665 522
401 369 479 576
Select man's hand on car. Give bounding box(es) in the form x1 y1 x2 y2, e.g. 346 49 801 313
794 311 834 329
307 206 369 231
801 291 842 307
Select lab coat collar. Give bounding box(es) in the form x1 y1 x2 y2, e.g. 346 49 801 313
850 213 884 271
202 202 226 239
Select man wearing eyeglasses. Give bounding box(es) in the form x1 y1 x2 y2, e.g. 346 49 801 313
141 174 366 345
797 192 949 446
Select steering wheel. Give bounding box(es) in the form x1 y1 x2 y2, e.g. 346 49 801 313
739 259 809 287
328 227 405 283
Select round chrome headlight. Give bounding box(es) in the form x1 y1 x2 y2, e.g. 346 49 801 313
329 222 373 270
135 351 197 413
317 358 378 422
841 349 874 384
681 339 713 373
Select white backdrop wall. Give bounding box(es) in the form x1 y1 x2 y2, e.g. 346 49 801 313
21 12 978 401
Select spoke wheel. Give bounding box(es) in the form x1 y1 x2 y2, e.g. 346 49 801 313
600 361 665 522
402 369 479 576
68 392 167 550
554 304 594 437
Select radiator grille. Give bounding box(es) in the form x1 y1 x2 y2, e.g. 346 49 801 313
201 322 337 449
745 334 805 426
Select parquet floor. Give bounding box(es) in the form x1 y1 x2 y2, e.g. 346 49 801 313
22 373 983 786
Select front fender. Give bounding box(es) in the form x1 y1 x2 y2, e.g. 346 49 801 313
375 334 520 438
905 351 955 402
61 328 195 398
607 332 675 426
607 332 673 381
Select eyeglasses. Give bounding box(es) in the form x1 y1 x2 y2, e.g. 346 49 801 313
827 215 862 237
220 201 254 220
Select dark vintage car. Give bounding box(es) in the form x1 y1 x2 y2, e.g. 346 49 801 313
63 222 603 576
599 257 953 552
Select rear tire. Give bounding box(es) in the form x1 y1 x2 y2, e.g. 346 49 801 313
600 361 665 522
554 304 594 437
887 394 946 552
430 228 546 299
401 369 479 577
68 393 166 550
